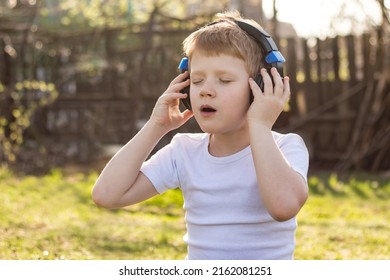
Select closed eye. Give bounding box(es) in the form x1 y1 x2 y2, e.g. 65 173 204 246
191 79 203 85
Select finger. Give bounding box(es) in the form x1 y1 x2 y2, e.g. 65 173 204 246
282 76 291 104
168 91 188 100
249 77 262 98
181 109 194 122
270 67 284 96
169 71 189 86
176 78 190 93
261 68 273 96
165 78 190 94
159 92 188 106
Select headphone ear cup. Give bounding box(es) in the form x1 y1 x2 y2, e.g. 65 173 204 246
255 72 264 92
181 83 192 110
178 56 192 110
250 73 264 103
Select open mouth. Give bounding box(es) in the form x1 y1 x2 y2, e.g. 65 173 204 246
200 105 217 113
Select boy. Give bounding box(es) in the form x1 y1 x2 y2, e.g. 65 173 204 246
92 11 309 260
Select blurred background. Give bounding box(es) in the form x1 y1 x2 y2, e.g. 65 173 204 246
0 0 389 174
1 0 390 261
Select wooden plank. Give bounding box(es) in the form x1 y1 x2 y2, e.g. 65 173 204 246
286 38 298 115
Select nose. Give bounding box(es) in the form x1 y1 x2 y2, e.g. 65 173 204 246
200 89 215 98
199 81 216 98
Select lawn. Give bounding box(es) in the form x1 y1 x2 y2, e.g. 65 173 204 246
0 167 389 260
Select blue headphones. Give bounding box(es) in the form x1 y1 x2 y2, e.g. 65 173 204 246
178 19 286 110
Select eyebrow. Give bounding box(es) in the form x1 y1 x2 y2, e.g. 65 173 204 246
190 70 237 76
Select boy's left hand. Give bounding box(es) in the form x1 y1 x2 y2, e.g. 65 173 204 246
247 67 290 129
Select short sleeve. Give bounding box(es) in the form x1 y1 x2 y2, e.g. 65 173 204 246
275 133 309 184
140 136 180 194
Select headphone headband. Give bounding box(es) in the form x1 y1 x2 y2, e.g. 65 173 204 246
233 19 285 68
179 19 285 70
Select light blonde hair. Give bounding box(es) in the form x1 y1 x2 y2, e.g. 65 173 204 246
182 10 264 77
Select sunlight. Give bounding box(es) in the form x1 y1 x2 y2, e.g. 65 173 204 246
262 0 384 38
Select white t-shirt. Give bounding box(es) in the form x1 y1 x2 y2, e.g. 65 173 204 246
140 132 309 260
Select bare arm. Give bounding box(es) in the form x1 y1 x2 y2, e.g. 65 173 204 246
92 72 193 209
247 68 308 221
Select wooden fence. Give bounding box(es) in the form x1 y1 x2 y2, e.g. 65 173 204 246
1 19 389 172
281 32 389 171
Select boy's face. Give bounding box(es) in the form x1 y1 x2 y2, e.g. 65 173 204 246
189 51 251 135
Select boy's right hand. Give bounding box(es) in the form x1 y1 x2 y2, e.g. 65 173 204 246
149 71 193 132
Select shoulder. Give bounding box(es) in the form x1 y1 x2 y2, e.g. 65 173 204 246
171 133 208 147
271 131 306 148
271 131 309 157
168 133 209 160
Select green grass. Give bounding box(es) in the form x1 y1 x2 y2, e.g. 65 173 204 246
0 167 389 260
295 172 390 259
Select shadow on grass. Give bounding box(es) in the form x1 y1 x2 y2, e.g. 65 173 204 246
80 219 187 260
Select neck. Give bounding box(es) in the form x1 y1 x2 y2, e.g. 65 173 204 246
208 126 250 157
